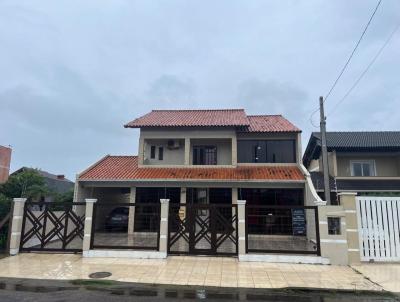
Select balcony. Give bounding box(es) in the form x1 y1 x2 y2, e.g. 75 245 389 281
141 138 234 166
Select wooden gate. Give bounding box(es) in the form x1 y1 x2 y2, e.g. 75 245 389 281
168 203 238 256
356 197 400 262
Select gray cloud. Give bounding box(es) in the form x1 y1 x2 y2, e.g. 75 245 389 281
1 0 400 179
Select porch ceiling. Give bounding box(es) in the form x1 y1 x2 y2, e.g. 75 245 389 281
78 156 305 182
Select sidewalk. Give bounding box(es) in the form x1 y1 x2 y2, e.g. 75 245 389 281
0 254 383 291
352 263 400 293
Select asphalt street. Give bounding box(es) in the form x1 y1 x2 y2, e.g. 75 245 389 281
0 278 398 302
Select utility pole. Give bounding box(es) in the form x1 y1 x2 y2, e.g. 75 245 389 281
319 96 331 204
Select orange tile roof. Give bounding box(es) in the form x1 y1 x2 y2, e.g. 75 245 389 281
243 115 301 133
124 109 301 133
79 156 305 182
124 109 249 128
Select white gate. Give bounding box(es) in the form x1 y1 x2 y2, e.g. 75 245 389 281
356 197 400 262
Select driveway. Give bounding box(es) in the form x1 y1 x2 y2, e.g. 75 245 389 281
0 254 383 291
352 263 400 293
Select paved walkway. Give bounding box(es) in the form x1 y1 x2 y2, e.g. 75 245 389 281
0 254 383 291
352 263 400 293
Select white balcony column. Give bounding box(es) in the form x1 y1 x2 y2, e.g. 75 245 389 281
83 198 97 255
138 136 145 165
128 187 136 235
9 198 27 256
179 187 187 219
184 138 190 165
237 200 247 260
159 199 170 254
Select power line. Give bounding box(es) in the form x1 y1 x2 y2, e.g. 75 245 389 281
308 0 382 128
324 0 382 102
327 22 400 116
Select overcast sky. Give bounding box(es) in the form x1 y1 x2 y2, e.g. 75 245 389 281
1 0 399 180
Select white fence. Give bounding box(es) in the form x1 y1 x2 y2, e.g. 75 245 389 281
356 197 400 262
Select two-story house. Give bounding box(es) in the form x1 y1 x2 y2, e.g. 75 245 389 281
75 109 321 255
303 132 400 202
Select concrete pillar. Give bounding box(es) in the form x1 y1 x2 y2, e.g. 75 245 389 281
339 192 360 264
317 205 348 265
9 198 27 256
184 138 190 165
231 188 238 204
237 200 246 260
138 135 145 165
128 187 136 235
231 136 237 166
179 188 186 219
159 199 170 254
82 198 97 255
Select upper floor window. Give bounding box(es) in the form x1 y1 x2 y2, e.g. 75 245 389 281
158 147 164 160
237 140 296 163
351 160 375 176
150 146 156 159
193 146 217 165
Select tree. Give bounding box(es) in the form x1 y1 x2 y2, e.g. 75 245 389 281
0 169 49 201
52 189 74 203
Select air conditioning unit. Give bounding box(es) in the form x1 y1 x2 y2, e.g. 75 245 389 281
167 139 180 149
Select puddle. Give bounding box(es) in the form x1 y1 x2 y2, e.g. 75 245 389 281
0 280 396 301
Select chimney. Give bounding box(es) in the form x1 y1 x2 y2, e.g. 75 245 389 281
0 145 12 184
57 175 65 180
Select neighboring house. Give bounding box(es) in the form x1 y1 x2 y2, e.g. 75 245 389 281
303 131 400 201
0 145 12 184
11 167 74 202
75 109 320 221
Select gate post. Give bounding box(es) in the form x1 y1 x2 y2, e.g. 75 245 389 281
159 199 170 255
9 198 27 256
237 200 246 260
339 192 361 264
82 198 97 256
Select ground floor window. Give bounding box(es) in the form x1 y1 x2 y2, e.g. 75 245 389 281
239 188 303 206
240 188 304 235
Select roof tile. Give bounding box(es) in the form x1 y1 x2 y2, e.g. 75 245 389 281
124 109 250 128
79 156 304 181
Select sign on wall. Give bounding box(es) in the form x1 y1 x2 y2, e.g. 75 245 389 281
292 209 306 236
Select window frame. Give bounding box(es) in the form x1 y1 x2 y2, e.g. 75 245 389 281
237 139 296 163
350 160 376 177
193 145 217 165
158 147 164 160
150 146 156 159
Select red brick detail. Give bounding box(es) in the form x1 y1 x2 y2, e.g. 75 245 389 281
0 145 12 184
79 156 305 181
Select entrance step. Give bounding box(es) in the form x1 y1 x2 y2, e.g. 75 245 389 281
239 253 330 265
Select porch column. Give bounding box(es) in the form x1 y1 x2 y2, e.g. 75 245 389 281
159 199 170 254
339 192 360 264
9 198 27 256
231 188 238 204
179 187 186 219
128 187 136 235
237 200 246 260
82 198 97 256
184 138 190 165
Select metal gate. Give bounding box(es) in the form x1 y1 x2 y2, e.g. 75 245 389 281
356 197 400 262
20 202 85 253
168 203 238 256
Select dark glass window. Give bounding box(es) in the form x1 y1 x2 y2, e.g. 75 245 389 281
150 146 156 159
237 140 295 163
158 147 163 160
193 146 217 165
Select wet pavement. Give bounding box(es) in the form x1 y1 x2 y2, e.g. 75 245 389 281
0 278 398 302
